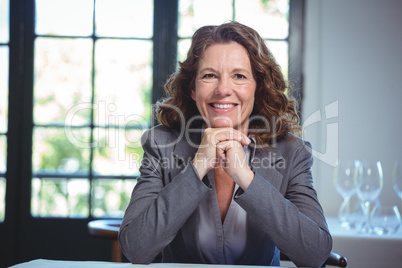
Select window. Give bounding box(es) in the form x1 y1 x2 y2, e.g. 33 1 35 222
31 0 153 218
0 0 9 223
5 0 300 219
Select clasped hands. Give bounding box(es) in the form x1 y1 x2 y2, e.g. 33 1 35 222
192 128 255 190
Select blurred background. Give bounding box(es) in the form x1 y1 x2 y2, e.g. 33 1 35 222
0 0 401 267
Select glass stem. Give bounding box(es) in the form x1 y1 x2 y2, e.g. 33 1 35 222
363 200 371 232
400 198 402 213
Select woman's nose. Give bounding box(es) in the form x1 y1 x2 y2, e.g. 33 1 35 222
215 77 233 96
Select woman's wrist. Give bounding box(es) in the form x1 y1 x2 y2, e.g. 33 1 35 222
192 157 208 179
234 168 255 191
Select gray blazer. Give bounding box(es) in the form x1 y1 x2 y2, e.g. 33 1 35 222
119 124 332 267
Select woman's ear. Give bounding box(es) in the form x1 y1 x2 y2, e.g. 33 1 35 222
190 89 196 101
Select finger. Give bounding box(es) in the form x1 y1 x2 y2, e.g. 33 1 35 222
220 140 247 170
220 157 229 168
216 142 228 160
216 140 243 163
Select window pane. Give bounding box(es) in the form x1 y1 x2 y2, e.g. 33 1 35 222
31 177 89 217
32 127 91 174
0 177 5 222
95 0 153 38
34 38 92 126
235 0 289 39
0 47 8 133
92 179 136 218
0 135 5 173
93 128 144 176
178 0 233 38
178 39 191 63
35 0 93 36
0 0 9 43
94 39 152 126
266 40 288 78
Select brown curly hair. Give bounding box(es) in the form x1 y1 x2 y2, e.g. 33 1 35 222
157 21 300 145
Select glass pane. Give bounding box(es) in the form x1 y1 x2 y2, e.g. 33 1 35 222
94 39 152 126
235 0 289 39
0 135 5 173
35 0 93 36
0 0 9 43
178 0 233 38
178 39 192 63
0 177 5 222
32 127 91 174
92 179 136 218
266 40 288 78
34 38 92 126
95 0 153 38
0 46 8 133
93 128 144 176
31 177 89 217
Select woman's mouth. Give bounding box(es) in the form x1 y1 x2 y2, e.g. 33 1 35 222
209 103 238 109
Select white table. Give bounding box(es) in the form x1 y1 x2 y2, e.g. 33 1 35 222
327 216 402 268
9 260 278 268
12 218 402 268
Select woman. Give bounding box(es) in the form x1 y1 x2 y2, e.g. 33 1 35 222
119 22 332 267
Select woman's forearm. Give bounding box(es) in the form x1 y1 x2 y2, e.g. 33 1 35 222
119 163 210 264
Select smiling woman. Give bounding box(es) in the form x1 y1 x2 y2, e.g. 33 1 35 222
119 22 332 267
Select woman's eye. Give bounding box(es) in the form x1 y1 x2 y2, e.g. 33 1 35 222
234 74 246 79
203 73 215 79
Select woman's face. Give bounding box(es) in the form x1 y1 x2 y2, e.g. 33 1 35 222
191 42 256 133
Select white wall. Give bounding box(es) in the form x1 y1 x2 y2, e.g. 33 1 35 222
302 0 402 216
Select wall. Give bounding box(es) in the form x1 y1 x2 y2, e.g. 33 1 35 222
302 0 402 216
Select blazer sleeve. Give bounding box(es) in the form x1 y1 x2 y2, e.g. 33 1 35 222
118 129 211 264
234 141 332 268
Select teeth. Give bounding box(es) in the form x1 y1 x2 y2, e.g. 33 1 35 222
212 103 236 109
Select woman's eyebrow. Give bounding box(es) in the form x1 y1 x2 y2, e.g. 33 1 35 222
198 67 217 73
198 67 251 74
232 68 252 74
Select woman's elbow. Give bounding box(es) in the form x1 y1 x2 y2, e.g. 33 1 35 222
294 232 333 268
321 232 333 263
310 232 333 267
118 229 154 264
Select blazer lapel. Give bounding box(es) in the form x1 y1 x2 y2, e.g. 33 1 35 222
170 125 202 180
238 144 286 263
250 144 285 193
171 126 207 262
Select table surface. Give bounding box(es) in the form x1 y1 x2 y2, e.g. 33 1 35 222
10 218 402 268
10 260 280 268
326 216 402 239
326 216 402 268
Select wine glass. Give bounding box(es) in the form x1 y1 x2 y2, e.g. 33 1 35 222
337 194 365 230
370 205 401 235
333 160 360 229
356 161 383 234
392 161 402 211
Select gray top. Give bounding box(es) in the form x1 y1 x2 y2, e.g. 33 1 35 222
198 167 247 264
118 124 333 267
197 132 252 264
